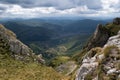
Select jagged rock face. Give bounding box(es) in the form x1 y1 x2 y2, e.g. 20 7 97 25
76 47 102 80
76 31 120 80
104 31 120 48
0 24 33 55
85 24 109 50
0 24 44 63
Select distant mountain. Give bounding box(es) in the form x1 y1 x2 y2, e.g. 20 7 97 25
1 19 107 60
3 21 59 41
63 19 107 34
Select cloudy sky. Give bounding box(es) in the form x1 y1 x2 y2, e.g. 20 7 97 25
0 0 120 19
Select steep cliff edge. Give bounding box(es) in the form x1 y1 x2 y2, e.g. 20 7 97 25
75 18 120 80
84 17 120 51
84 24 109 50
73 18 120 62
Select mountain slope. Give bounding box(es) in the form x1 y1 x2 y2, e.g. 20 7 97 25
0 24 68 80
63 19 106 34
1 19 105 59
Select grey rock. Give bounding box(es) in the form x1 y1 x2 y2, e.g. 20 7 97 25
85 24 109 50
104 31 120 48
76 31 120 80
0 24 44 63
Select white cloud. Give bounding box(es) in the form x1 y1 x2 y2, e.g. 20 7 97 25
98 0 120 15
0 4 58 18
59 5 89 14
0 0 120 19
0 4 93 18
101 0 119 9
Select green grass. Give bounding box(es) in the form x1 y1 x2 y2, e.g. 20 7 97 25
0 31 69 80
105 23 120 36
49 56 70 67
103 45 119 58
0 54 69 80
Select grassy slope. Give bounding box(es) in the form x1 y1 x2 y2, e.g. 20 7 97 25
0 28 68 80
0 54 68 80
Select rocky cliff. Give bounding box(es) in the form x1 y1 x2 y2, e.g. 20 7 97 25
76 32 120 80
84 17 120 51
73 18 120 63
0 24 44 63
84 24 110 50
76 18 120 80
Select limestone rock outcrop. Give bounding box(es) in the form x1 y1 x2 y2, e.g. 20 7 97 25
0 24 44 63
104 31 120 48
76 31 120 80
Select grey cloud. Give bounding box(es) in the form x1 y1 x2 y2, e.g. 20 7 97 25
110 1 120 8
0 0 103 10
21 0 77 10
0 7 6 10
78 0 102 10
0 0 75 9
0 0 20 4
0 9 4 14
80 10 97 14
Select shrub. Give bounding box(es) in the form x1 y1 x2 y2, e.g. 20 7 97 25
103 45 119 58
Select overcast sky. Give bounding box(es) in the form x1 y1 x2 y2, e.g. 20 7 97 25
0 0 120 19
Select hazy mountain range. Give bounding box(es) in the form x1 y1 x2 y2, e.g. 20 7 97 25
0 19 107 59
